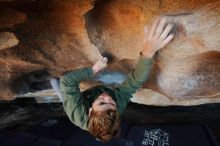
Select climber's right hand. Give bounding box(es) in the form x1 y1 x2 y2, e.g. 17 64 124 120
92 56 108 74
141 17 174 58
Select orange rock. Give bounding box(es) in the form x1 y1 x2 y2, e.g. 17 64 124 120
87 0 220 101
0 0 219 102
144 51 220 100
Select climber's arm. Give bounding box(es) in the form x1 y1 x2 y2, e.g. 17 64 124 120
117 17 174 111
60 57 108 130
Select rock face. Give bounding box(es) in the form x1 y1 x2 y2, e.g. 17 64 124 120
0 0 102 99
0 0 219 104
0 8 27 29
145 51 220 100
85 0 220 101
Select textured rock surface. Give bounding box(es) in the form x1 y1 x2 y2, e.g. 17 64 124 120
86 0 220 101
145 51 220 100
0 8 27 29
0 0 219 104
0 0 102 99
85 0 219 60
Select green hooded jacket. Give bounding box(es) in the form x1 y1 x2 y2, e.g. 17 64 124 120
60 56 153 130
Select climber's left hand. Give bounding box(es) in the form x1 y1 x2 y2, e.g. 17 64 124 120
92 57 108 74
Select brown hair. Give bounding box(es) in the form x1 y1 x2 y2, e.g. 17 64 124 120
88 109 120 142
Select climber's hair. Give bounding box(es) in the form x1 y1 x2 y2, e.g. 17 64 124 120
88 109 120 142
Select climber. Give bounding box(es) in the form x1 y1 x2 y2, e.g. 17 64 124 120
50 17 174 142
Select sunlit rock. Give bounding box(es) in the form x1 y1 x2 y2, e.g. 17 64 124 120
0 32 19 50
0 0 219 103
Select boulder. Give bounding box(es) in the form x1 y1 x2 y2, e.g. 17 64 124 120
0 0 219 104
86 0 220 102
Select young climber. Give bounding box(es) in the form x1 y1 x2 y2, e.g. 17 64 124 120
56 17 174 142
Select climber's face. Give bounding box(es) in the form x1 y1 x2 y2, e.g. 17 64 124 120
91 92 116 112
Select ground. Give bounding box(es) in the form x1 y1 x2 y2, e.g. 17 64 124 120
0 98 220 145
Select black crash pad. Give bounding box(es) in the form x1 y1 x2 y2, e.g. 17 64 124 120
127 124 219 146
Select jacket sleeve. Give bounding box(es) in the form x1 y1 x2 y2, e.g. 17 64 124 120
60 68 94 130
116 56 153 111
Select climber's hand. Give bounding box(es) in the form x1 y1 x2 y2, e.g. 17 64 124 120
92 56 108 74
141 17 174 58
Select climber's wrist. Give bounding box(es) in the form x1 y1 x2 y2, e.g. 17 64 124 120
140 49 155 58
92 65 98 74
